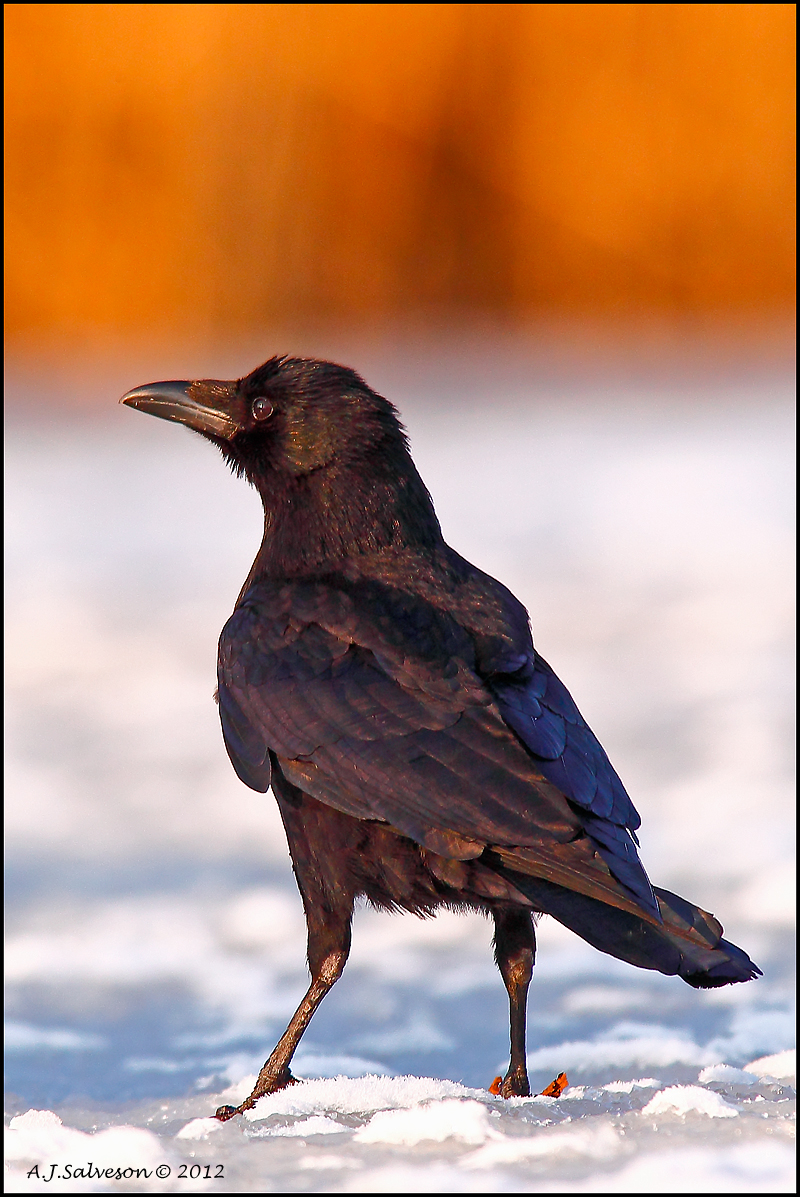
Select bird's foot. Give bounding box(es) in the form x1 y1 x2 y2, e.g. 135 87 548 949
489 1069 568 1099
214 1067 299 1121
489 1067 531 1098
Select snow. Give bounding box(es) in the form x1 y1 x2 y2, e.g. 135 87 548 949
354 1098 497 1145
698 1064 761 1085
461 1122 624 1167
6 1110 169 1175
745 1050 796 1080
641 1085 739 1118
5 361 795 1191
259 1114 347 1137
236 1074 477 1117
524 1024 719 1073
175 1118 224 1140
601 1078 659 1092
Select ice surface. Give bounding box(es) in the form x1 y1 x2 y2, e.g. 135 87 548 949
5 370 794 1191
6 1076 794 1192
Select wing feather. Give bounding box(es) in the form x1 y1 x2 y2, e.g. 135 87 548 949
218 577 659 919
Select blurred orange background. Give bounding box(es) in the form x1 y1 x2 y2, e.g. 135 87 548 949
4 3 796 351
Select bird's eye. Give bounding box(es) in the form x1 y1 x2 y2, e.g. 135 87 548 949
251 396 273 421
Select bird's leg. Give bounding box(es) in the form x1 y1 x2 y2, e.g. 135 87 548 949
491 906 535 1098
215 903 352 1121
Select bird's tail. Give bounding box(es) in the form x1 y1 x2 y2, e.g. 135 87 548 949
487 854 760 987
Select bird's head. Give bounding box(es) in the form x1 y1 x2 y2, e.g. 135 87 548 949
121 356 410 483
121 356 441 569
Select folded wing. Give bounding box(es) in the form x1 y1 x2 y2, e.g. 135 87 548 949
486 649 658 916
218 577 660 920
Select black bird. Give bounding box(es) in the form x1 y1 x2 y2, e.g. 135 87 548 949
121 356 760 1119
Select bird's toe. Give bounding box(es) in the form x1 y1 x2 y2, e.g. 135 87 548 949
539 1072 569 1097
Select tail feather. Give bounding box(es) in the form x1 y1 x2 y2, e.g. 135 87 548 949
486 858 761 987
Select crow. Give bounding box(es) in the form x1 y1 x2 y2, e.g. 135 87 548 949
121 356 760 1119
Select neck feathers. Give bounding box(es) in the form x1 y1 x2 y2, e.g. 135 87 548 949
249 452 442 581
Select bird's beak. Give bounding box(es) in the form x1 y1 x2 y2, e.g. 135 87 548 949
120 379 238 439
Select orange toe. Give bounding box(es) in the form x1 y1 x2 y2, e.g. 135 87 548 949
539 1072 568 1098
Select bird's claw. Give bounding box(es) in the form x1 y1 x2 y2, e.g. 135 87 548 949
214 1067 299 1121
214 1104 239 1122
